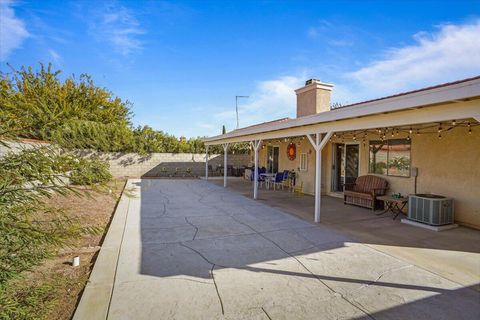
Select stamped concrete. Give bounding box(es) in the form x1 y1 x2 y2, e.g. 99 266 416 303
75 179 480 320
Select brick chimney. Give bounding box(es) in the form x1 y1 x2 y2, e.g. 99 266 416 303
295 79 334 117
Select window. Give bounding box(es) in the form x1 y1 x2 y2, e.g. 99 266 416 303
369 139 411 177
299 153 308 171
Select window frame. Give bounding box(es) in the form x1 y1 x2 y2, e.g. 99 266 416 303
368 139 411 178
299 152 308 171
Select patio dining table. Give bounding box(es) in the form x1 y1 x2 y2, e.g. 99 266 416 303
260 173 276 189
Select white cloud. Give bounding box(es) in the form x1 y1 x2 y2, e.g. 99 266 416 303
0 0 29 61
307 20 332 38
346 20 480 99
214 75 304 131
48 49 61 63
90 4 144 56
199 21 480 136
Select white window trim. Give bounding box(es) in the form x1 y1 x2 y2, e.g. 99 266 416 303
299 152 308 171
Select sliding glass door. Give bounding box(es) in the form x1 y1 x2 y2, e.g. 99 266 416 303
331 143 359 192
266 146 279 173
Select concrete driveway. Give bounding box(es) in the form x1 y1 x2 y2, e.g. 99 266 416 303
75 179 479 320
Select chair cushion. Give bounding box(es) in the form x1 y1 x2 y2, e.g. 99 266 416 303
344 190 373 200
353 175 388 193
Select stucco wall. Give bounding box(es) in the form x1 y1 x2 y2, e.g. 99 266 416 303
325 126 480 228
258 138 325 195
257 125 479 228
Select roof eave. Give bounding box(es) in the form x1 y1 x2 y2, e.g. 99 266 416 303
203 76 480 143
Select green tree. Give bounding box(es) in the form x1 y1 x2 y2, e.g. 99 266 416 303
0 64 251 155
0 63 132 142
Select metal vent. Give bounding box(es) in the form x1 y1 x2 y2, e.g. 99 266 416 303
408 194 454 226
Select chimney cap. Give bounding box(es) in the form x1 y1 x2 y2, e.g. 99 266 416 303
295 79 334 94
305 79 321 85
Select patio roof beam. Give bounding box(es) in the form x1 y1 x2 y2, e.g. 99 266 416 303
204 100 479 145
223 143 229 188
251 139 262 200
307 132 333 223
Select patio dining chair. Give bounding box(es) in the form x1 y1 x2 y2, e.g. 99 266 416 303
251 167 266 187
280 170 290 189
272 172 285 190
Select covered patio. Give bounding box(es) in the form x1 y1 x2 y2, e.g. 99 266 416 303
203 77 480 228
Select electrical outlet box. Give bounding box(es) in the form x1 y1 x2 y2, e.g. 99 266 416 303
411 167 418 177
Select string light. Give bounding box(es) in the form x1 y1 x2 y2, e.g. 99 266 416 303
438 123 442 133
468 122 472 134
333 132 337 138
409 127 413 134
407 134 411 141
452 120 456 126
416 129 420 135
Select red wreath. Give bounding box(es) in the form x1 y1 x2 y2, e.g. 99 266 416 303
287 143 296 161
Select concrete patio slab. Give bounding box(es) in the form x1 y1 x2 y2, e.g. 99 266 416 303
213 179 480 289
74 179 480 320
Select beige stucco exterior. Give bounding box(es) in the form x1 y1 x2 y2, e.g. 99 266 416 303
205 77 480 228
254 124 480 228
295 80 333 117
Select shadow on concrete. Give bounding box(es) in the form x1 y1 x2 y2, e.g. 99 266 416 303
131 179 479 319
352 285 480 320
140 158 247 178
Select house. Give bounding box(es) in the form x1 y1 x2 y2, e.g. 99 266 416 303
203 77 480 229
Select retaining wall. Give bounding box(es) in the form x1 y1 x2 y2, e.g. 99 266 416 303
76 151 250 177
1 140 250 178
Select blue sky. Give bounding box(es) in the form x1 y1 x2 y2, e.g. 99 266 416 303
1 0 479 137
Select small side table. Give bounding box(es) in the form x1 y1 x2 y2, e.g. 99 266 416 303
377 195 408 220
